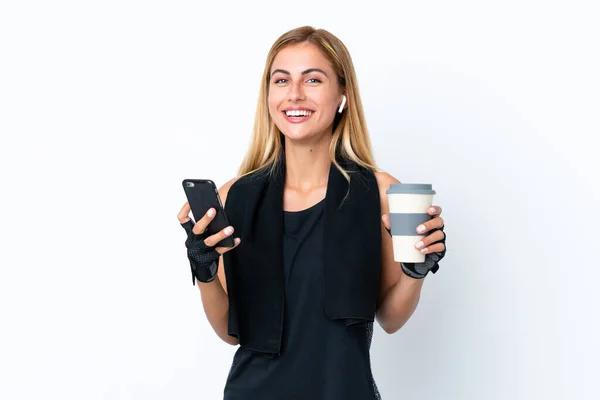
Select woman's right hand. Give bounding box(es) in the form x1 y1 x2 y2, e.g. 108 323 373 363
177 202 241 285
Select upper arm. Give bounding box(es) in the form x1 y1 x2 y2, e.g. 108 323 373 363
216 177 238 295
374 171 404 308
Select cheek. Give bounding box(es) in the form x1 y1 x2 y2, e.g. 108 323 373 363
317 91 338 112
317 94 338 119
267 90 284 117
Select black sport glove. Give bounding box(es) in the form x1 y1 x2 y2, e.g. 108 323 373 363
386 225 446 279
181 219 221 285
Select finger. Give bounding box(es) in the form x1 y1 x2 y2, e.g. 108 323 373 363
415 229 445 250
381 214 391 230
177 202 192 223
204 225 235 247
428 205 442 217
417 242 446 255
416 216 444 234
215 237 242 255
192 208 217 235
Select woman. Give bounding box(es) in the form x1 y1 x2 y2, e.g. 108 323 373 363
177 26 446 400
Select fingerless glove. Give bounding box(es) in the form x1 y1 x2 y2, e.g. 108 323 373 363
386 225 447 279
181 220 221 284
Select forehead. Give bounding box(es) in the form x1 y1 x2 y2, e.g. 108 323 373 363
271 42 334 73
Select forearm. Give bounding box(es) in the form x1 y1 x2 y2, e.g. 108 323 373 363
197 277 239 346
376 275 425 334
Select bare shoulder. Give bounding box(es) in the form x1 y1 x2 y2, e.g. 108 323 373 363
374 171 401 193
374 171 400 212
217 177 239 205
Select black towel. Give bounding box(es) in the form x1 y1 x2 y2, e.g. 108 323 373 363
223 154 382 355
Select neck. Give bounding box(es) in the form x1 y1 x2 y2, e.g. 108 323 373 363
283 133 332 192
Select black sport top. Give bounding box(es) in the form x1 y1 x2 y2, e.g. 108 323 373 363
223 199 381 399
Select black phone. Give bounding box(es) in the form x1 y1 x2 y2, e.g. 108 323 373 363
182 179 235 248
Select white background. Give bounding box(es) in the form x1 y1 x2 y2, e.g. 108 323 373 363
1 1 599 399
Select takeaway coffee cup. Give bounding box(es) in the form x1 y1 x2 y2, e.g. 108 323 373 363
386 183 436 263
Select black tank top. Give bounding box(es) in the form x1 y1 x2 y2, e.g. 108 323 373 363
223 199 382 400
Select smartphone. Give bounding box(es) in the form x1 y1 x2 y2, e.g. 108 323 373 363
182 179 235 248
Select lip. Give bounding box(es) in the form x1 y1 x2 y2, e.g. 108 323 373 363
282 108 315 124
283 107 315 112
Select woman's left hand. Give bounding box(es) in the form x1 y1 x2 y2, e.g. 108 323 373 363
382 206 445 253
412 205 445 254
382 205 447 278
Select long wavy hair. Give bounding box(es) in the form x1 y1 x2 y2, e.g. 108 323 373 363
237 26 378 182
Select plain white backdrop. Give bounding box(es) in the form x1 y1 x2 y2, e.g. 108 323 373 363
1 0 598 399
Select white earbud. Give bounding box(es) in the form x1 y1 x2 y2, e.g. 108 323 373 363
338 95 346 114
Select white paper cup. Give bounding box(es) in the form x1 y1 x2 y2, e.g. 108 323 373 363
386 183 436 263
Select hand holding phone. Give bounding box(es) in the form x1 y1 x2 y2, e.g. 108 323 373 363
181 179 235 248
178 179 240 285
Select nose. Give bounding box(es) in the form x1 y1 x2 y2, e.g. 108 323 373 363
288 80 305 102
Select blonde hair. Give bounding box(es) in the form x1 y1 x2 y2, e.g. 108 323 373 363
237 26 378 181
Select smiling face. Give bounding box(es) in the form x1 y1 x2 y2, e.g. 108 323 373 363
268 42 344 142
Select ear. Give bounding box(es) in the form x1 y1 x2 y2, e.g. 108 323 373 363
338 94 347 114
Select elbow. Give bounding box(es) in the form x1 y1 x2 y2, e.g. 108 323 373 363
221 334 240 346
382 312 416 334
377 308 412 335
382 322 402 335
383 326 399 335
376 313 403 335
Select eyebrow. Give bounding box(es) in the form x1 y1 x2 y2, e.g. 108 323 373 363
270 68 329 78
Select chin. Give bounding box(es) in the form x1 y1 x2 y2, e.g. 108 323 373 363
277 122 332 144
280 127 320 142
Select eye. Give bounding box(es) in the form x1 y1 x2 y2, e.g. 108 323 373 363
306 78 322 84
273 78 288 84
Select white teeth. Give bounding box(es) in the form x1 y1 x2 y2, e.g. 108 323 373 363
285 110 312 117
